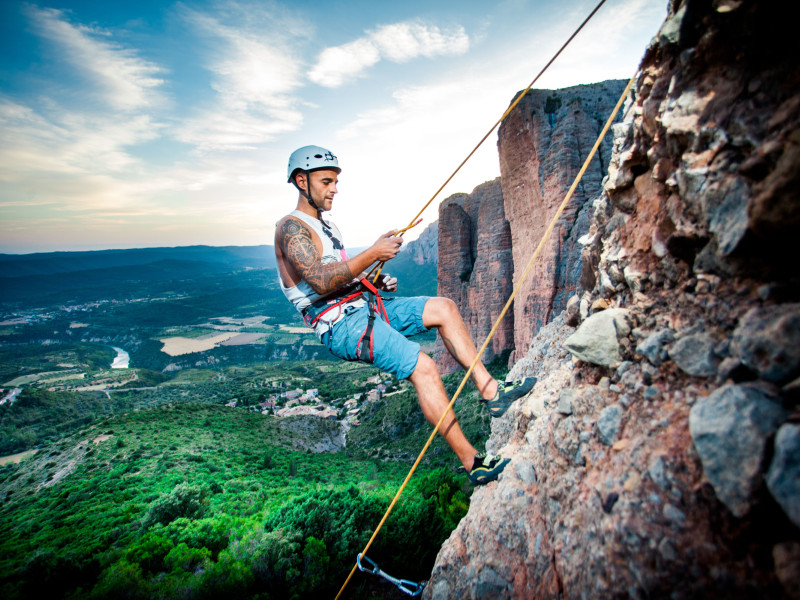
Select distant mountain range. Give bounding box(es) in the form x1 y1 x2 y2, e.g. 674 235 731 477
0 245 275 278
0 238 438 307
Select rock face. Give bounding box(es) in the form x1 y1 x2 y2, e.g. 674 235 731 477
404 220 439 266
498 79 628 361
426 2 800 598
435 178 514 372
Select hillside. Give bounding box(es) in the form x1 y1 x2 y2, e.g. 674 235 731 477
0 219 448 597
426 2 800 598
0 403 472 599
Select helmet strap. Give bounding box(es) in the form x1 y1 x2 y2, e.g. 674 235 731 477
293 170 322 218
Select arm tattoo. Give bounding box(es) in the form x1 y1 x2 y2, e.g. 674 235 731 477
279 219 354 295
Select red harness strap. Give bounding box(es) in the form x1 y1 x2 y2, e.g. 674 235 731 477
355 277 389 363
303 278 389 333
303 289 363 328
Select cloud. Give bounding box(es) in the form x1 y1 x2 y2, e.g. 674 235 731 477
372 22 470 62
177 7 306 150
177 106 302 152
309 21 470 88
309 39 381 89
0 97 161 178
25 5 165 112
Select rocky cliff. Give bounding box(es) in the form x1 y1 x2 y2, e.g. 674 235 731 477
435 179 514 372
498 79 628 361
426 1 800 598
404 220 439 266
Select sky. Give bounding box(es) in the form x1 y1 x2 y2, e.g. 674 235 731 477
0 0 667 254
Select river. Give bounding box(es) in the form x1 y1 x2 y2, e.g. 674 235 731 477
111 347 130 369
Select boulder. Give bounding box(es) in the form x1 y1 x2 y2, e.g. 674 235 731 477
733 303 800 383
689 384 787 517
766 423 800 528
564 308 629 368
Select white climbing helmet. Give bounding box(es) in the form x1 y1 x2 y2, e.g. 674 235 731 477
287 145 341 183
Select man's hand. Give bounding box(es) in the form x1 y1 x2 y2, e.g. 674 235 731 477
371 230 403 262
376 273 398 292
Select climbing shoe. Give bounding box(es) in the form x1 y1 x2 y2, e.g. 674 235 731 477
482 377 537 418
458 452 510 486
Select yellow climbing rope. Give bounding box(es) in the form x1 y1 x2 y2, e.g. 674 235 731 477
336 3 639 598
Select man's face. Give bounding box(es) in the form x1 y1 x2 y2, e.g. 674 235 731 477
305 169 339 212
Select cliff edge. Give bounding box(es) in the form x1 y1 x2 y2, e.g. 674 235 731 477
426 1 800 598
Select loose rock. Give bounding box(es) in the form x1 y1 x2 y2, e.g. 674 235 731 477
636 329 674 366
669 332 717 377
564 308 630 368
557 389 576 415
766 423 800 528
597 403 624 445
689 384 787 517
565 294 581 326
773 542 800 600
733 303 800 383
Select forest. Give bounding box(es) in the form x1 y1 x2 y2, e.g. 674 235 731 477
0 403 474 599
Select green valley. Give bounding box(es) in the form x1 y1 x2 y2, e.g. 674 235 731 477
0 245 492 598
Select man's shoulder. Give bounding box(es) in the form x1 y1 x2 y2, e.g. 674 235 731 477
276 214 319 244
277 213 307 231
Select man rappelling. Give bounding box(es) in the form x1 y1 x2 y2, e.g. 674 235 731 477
275 145 535 485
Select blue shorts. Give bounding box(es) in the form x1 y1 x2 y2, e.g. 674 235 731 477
322 296 430 380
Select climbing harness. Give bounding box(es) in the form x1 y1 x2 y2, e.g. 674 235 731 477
302 282 363 328
355 277 389 363
302 277 389 363
356 554 426 597
335 1 632 597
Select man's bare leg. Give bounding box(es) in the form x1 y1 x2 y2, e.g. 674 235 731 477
408 352 477 469
422 297 499 400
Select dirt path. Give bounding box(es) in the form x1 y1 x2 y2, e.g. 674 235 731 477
0 449 38 466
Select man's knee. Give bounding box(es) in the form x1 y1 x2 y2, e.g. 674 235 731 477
410 351 439 381
422 297 460 328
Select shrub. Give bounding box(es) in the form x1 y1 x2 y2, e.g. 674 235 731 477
160 517 229 556
142 483 209 528
165 542 211 573
544 94 562 114
125 533 174 574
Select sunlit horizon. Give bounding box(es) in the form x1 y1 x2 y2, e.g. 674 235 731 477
0 0 667 255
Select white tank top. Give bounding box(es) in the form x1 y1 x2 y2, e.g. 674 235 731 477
278 210 364 333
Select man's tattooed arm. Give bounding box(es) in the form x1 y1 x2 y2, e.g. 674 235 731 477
278 218 354 295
